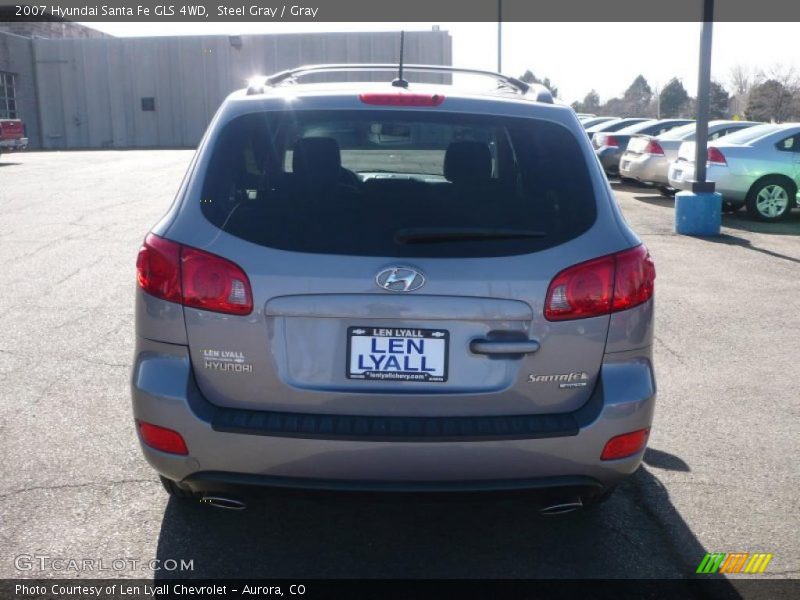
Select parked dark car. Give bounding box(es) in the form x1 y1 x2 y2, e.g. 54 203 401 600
585 117 649 141
593 119 693 175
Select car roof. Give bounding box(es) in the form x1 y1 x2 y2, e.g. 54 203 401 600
585 117 648 132
616 119 693 135
711 122 800 146
220 80 580 127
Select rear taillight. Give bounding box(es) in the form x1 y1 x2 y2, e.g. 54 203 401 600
181 246 253 315
136 233 253 315
643 140 665 156
136 234 181 303
604 135 620 148
137 420 189 455
545 245 655 321
707 147 727 166
359 93 445 106
601 428 650 460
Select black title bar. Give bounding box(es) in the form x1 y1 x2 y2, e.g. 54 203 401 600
3 0 800 22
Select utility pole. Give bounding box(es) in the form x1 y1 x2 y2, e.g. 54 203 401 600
497 0 502 72
692 0 715 193
674 0 721 236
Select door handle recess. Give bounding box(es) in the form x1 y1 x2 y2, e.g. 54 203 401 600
469 339 541 355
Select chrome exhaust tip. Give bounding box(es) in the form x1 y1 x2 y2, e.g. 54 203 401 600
539 498 583 515
200 495 247 511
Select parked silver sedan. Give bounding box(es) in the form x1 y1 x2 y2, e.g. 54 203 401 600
620 120 759 193
668 123 800 221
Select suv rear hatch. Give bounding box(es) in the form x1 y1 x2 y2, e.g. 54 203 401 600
172 106 640 417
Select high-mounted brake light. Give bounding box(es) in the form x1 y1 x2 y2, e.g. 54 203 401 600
359 93 445 106
707 147 727 166
136 233 253 316
137 420 189 455
544 245 655 321
643 140 665 156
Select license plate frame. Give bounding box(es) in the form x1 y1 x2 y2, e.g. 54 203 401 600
346 326 449 383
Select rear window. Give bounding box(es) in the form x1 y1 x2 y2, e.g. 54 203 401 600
200 110 596 258
658 123 697 140
719 124 780 145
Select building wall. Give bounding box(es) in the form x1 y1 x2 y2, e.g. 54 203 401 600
0 31 40 147
0 21 110 39
32 31 452 149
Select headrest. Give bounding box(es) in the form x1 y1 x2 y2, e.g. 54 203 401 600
443 141 492 185
292 137 342 183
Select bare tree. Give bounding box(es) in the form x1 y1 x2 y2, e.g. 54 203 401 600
758 63 800 92
729 64 754 98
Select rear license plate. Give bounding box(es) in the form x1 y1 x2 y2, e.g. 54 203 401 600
347 327 449 382
621 160 631 171
673 169 683 181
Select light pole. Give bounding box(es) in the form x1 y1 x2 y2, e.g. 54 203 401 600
692 0 715 193
674 0 721 236
497 0 502 72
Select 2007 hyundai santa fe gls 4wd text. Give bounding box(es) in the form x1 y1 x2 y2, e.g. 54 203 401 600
132 65 656 512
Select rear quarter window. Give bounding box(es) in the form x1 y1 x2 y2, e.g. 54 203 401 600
199 110 597 258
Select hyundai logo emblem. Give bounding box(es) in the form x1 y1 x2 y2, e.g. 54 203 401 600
375 267 425 292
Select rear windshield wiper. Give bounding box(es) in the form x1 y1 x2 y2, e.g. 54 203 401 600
394 227 546 244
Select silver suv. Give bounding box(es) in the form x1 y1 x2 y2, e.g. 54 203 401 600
132 65 656 512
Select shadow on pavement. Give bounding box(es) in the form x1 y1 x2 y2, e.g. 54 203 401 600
0 161 22 167
644 447 691 472
152 448 736 592
720 211 800 237
633 194 676 208
700 233 800 265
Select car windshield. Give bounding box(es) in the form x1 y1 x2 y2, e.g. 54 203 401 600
718 124 781 145
200 110 597 258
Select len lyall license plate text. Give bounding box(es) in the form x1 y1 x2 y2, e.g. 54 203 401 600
347 327 449 382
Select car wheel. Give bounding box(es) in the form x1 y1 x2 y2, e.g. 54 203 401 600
721 200 744 213
657 185 675 197
746 177 796 222
159 475 200 500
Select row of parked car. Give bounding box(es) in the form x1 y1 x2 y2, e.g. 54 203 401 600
577 114 800 222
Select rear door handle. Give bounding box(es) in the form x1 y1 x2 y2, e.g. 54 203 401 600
470 340 541 355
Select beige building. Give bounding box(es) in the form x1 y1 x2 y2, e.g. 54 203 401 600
0 24 452 149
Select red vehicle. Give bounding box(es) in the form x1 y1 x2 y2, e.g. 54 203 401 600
0 119 28 156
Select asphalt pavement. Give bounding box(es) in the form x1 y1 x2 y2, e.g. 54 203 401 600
0 152 798 584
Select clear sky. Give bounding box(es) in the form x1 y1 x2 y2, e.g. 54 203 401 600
80 21 799 104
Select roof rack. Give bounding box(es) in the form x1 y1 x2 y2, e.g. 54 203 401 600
245 64 554 103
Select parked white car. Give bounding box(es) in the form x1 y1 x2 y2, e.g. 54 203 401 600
668 123 800 221
619 120 759 193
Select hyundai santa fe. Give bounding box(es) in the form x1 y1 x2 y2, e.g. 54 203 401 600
132 65 656 512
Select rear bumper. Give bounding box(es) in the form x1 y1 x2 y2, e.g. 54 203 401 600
668 162 748 201
0 137 28 150
596 147 623 173
131 339 656 492
619 154 669 185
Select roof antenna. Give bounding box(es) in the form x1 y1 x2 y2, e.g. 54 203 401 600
392 31 409 88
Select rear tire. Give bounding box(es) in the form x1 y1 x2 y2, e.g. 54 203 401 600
721 200 744 213
657 185 675 197
746 176 796 222
159 475 200 500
